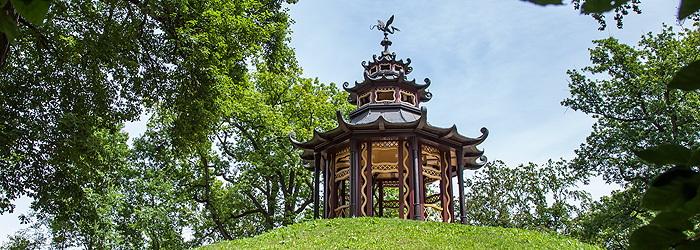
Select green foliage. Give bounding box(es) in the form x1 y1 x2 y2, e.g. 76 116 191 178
571 187 651 250
0 228 45 250
680 0 700 20
669 60 700 91
562 24 700 188
627 145 700 250
197 217 602 250
562 23 700 249
522 0 700 30
125 55 352 246
1 0 312 248
463 160 590 234
5 0 52 24
0 0 52 42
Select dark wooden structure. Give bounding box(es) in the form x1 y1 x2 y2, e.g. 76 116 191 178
290 20 487 223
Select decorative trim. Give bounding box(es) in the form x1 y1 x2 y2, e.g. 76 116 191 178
374 87 396 103
335 168 349 181
402 141 410 219
399 89 416 105
445 151 452 223
360 143 368 217
335 148 350 172
358 92 371 107
335 205 349 218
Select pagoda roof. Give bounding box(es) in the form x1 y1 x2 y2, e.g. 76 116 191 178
344 53 432 105
290 106 488 170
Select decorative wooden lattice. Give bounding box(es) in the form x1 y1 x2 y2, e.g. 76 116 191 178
424 204 443 222
372 141 399 148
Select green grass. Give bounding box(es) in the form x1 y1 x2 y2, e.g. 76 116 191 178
197 217 601 249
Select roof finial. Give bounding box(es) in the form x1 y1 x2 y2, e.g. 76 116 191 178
370 15 400 55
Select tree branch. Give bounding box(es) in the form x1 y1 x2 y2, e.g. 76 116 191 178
223 209 263 223
231 122 261 151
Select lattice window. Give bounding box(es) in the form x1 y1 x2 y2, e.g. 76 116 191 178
335 149 350 172
358 92 371 107
374 88 396 103
424 204 443 222
422 145 441 181
372 141 399 167
372 141 399 148
399 89 415 105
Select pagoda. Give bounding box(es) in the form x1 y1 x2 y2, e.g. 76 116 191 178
290 16 488 223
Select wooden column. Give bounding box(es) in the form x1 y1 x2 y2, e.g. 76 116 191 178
330 153 337 218
350 139 358 217
365 143 373 217
407 141 414 219
378 181 384 217
398 140 405 219
456 148 466 224
411 137 424 221
314 152 321 219
323 154 330 219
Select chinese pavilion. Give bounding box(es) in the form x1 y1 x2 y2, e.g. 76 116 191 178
290 16 488 224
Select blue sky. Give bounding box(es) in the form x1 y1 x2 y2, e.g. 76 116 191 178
0 0 688 244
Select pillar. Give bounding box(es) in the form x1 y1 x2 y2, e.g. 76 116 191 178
456 148 466 224
349 139 358 217
313 152 321 219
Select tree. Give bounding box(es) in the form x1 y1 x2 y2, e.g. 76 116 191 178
0 228 46 250
1 0 300 247
463 160 590 234
127 73 352 245
561 23 700 248
563 23 700 188
0 0 52 70
571 186 651 250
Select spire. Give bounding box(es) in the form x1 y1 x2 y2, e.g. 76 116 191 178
370 15 400 56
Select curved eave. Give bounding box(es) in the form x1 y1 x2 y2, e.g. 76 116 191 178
415 107 489 147
291 107 487 158
289 110 351 151
343 72 431 95
361 54 412 71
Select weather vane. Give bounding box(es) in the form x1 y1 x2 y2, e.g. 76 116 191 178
370 15 400 55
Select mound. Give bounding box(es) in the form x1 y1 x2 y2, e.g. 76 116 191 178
198 217 600 250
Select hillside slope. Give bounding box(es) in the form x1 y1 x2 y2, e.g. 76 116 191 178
197 217 600 249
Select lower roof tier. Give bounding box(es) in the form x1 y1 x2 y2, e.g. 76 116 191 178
290 106 488 170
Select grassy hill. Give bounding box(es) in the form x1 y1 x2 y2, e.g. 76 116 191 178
197 217 601 250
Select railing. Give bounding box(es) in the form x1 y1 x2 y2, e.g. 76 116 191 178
334 205 349 218
424 204 443 222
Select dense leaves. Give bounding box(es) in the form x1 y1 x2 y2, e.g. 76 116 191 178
628 145 700 250
562 24 700 188
571 187 651 250
463 160 590 234
0 0 327 248
669 60 700 91
560 23 700 250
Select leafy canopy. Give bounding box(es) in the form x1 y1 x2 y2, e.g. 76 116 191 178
562 24 700 188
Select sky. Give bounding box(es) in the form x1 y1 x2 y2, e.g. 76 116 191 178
0 0 689 245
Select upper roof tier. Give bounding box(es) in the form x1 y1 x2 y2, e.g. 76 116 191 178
344 25 432 108
344 52 432 105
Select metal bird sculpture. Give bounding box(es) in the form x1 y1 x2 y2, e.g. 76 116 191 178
371 15 400 34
